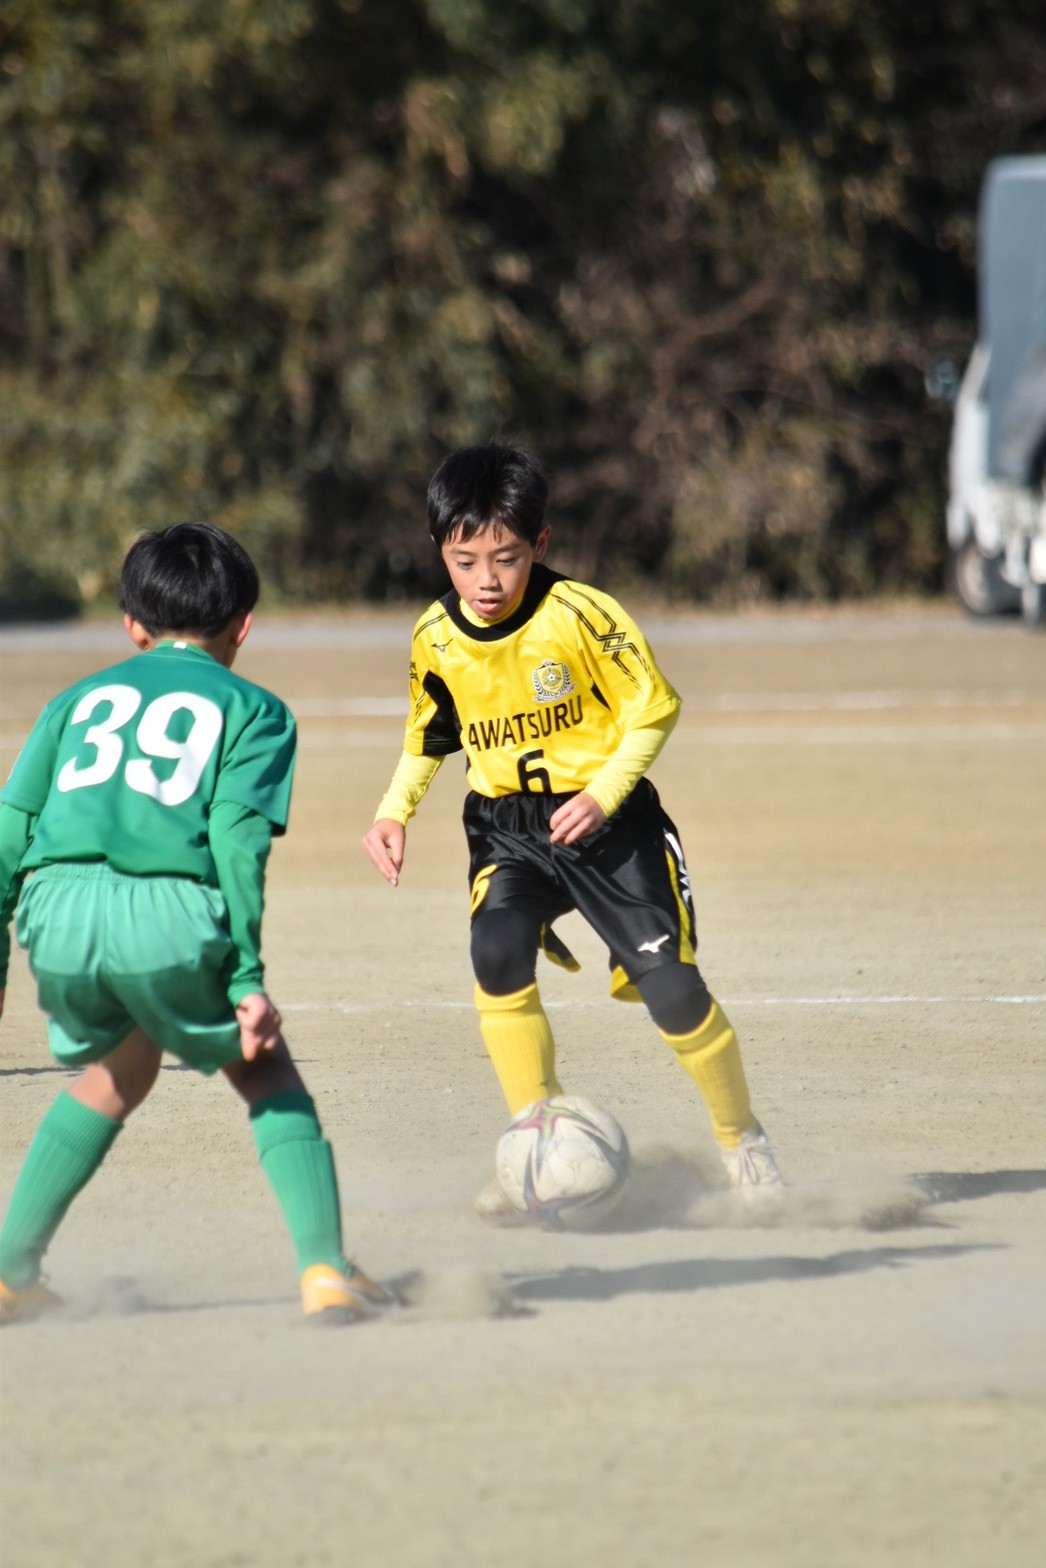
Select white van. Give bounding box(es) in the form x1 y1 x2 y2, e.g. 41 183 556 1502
945 155 1046 626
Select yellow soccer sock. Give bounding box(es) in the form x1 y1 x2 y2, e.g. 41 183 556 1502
474 982 563 1116
660 999 757 1148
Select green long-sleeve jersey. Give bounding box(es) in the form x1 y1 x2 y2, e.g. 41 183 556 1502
0 641 296 1001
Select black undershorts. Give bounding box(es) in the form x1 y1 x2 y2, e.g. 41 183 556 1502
464 778 699 999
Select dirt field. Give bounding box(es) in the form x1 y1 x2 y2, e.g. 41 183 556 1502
2 601 1044 1568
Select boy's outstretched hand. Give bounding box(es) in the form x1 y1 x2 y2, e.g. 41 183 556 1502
549 792 607 846
362 819 406 886
236 992 283 1060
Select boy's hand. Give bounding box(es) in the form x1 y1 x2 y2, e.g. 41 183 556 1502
0 986 5 1022
362 819 406 886
549 792 607 846
236 992 283 1060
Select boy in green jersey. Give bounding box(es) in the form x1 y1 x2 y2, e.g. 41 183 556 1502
0 523 391 1323
362 444 782 1219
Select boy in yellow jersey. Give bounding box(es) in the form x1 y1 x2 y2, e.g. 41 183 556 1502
0 523 392 1321
362 444 781 1217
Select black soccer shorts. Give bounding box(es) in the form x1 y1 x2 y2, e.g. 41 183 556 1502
463 778 699 999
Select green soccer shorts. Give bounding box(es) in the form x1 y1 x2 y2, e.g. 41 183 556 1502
16 863 243 1073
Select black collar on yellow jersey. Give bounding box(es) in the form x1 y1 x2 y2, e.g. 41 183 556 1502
440 562 566 641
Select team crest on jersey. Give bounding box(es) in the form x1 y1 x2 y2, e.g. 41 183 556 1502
532 659 576 703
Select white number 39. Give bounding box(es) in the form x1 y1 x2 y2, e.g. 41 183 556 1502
57 684 224 807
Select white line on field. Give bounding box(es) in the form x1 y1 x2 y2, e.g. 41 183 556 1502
692 689 1037 712
12 687 1040 725
665 723 1044 745
729 993 1046 1006
281 993 1046 1013
289 697 408 717
280 688 1044 718
0 611 1003 655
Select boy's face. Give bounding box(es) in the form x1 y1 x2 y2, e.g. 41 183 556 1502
438 521 550 623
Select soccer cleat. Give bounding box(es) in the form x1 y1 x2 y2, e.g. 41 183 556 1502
299 1263 397 1323
474 1175 529 1227
719 1124 783 1192
0 1277 63 1325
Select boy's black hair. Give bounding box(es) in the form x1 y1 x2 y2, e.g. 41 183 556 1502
120 522 260 637
427 444 549 547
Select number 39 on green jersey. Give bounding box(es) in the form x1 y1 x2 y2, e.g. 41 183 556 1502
2 642 296 885
56 683 225 805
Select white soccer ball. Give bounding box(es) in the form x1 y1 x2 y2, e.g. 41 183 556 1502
495 1095 631 1230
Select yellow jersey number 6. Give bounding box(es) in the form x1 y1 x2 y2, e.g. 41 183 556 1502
517 749 552 794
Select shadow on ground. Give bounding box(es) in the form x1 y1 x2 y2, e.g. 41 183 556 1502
911 1170 1046 1203
507 1242 994 1305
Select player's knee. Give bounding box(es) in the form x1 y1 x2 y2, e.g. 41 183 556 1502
470 910 540 994
638 963 712 1036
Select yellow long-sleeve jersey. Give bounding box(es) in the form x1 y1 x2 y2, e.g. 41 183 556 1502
403 564 680 799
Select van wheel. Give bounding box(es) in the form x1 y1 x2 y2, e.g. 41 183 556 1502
1021 580 1046 627
950 541 1020 617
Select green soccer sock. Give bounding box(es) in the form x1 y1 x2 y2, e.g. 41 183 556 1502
249 1092 346 1275
0 1091 122 1289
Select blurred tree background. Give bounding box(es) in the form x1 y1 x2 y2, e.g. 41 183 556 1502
1 0 1044 617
